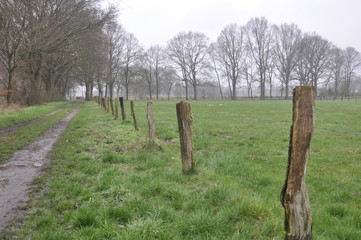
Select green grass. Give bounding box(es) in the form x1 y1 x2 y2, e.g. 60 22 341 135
4 100 361 239
0 103 80 163
0 101 69 130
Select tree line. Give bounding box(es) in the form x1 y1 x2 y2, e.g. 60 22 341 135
1 2 360 105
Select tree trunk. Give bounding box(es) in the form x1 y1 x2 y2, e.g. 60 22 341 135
119 97 126 120
193 84 198 100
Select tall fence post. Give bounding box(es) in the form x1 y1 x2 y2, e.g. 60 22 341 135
114 98 119 120
281 86 315 240
130 101 139 131
176 101 194 174
119 97 126 120
147 102 155 143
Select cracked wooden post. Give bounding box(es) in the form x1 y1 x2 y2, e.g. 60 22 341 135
147 102 155 143
176 101 194 174
281 86 315 240
119 97 126 121
130 101 139 131
114 98 119 120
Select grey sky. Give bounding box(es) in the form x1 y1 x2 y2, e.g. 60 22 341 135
109 0 361 51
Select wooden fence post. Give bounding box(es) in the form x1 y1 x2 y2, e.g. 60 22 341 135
130 101 139 131
147 102 155 143
114 98 119 120
119 97 126 120
176 101 194 173
281 86 315 240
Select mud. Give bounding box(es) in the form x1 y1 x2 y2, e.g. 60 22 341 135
0 105 80 232
0 103 72 137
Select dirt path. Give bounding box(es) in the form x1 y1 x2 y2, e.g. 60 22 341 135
0 103 72 137
0 105 81 232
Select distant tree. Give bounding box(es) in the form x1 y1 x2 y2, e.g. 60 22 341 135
295 33 331 94
343 47 361 96
184 31 209 100
328 46 345 99
208 43 224 99
147 45 163 99
212 24 246 100
104 22 125 113
122 33 142 100
167 32 190 100
272 23 302 99
246 17 273 100
0 0 27 104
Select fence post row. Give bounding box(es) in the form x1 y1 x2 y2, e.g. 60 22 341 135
130 101 139 131
176 101 194 174
281 86 315 240
147 102 155 143
119 97 126 121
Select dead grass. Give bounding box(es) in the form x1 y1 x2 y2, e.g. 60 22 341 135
0 99 23 115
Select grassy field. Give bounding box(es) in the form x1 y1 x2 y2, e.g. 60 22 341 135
5 99 361 239
0 101 69 130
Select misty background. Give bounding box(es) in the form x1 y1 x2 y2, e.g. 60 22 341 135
1 0 360 104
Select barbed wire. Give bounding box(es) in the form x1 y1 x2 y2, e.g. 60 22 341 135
242 151 361 196
192 111 361 136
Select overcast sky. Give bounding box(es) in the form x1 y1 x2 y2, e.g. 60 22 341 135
105 0 361 51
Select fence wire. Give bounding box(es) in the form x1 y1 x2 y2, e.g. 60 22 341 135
192 111 361 136
243 151 361 196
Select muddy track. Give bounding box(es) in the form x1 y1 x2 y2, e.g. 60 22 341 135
0 103 73 137
0 104 81 233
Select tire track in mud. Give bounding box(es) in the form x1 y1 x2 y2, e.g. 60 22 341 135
0 104 81 232
0 103 73 137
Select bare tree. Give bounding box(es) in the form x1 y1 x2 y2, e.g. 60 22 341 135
122 33 141 100
167 32 190 100
295 33 331 94
328 46 345 99
184 31 209 100
343 47 361 96
104 22 125 112
0 0 27 104
272 23 302 99
208 43 224 99
246 17 273 100
212 24 246 100
147 45 163 99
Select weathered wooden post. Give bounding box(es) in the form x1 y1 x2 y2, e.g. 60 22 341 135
119 97 126 121
130 101 139 131
176 101 194 174
281 86 315 240
114 98 119 120
147 102 155 143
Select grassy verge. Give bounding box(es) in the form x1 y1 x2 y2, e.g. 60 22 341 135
0 101 69 130
6 100 361 239
0 103 80 163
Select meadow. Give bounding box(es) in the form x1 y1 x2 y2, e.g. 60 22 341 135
5 99 361 239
